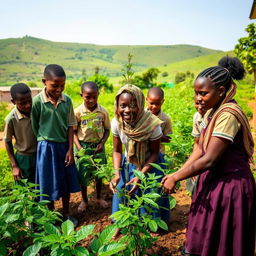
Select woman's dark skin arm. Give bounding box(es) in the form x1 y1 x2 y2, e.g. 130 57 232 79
109 135 123 193
127 138 161 195
162 136 230 194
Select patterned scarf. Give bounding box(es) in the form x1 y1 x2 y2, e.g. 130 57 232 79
115 84 163 169
203 83 254 162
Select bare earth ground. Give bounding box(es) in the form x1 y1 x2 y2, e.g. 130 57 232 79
54 182 191 256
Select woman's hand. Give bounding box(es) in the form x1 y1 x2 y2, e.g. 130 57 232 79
110 174 120 193
126 176 140 195
161 174 176 194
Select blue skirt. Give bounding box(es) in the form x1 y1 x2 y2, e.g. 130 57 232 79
112 154 170 222
36 141 80 201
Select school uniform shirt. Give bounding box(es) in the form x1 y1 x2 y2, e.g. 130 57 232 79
74 103 110 143
191 112 207 138
211 111 241 142
111 117 162 159
31 88 77 142
156 110 172 153
3 107 37 155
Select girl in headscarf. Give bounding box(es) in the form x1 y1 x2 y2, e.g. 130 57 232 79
110 84 170 231
162 57 255 256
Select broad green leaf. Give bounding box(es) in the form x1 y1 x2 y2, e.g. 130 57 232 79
5 214 20 223
148 220 158 232
155 219 168 231
145 193 161 199
43 234 62 243
96 225 118 247
169 196 177 209
133 169 145 180
143 198 159 209
0 203 8 218
75 224 95 242
74 247 90 256
98 243 126 256
22 242 42 256
149 163 165 172
61 219 74 235
44 223 61 235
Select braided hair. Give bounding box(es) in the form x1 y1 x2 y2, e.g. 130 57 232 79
196 57 245 90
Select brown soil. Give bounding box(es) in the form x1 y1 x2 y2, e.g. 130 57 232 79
55 182 191 256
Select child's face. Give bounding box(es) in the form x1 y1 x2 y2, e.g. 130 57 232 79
146 94 163 115
12 93 32 115
194 77 225 112
81 87 99 111
42 76 65 100
117 93 139 124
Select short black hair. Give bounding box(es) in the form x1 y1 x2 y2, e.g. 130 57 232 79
196 57 245 90
81 81 99 93
147 87 164 99
44 64 66 79
10 83 31 99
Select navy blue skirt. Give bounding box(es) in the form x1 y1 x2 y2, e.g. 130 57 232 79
36 141 80 201
112 154 170 222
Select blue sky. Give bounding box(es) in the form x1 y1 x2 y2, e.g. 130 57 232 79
0 0 254 51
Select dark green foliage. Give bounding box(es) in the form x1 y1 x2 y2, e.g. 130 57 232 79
0 102 10 132
87 74 113 93
133 67 160 88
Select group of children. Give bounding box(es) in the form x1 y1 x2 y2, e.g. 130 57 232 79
3 63 172 225
3 56 256 255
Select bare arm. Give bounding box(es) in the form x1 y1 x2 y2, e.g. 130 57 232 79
162 136 230 194
65 126 74 166
73 127 82 151
5 141 23 180
161 134 171 143
109 135 123 193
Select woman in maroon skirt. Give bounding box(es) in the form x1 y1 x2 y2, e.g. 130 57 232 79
162 57 255 256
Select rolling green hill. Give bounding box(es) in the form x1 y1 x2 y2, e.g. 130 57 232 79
0 36 222 85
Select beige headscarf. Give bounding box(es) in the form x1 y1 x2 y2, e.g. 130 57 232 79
115 84 163 169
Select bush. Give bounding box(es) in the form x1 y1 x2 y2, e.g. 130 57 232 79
0 102 10 132
87 74 113 92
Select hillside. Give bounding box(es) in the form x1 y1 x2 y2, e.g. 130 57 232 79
0 36 222 85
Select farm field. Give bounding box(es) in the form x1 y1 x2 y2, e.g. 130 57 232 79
0 76 255 255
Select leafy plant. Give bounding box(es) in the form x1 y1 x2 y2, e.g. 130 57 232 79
111 169 168 256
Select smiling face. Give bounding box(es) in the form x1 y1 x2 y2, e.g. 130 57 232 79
146 94 163 115
117 92 139 124
194 77 225 112
12 92 32 115
81 87 99 111
42 76 65 100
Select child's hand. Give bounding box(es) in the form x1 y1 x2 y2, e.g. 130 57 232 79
65 150 74 167
161 174 176 194
126 176 140 195
95 142 104 154
110 174 120 193
12 166 23 181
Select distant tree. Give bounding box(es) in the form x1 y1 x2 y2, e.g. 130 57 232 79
133 67 160 88
87 74 113 92
94 66 100 75
175 72 186 84
235 23 256 90
162 71 168 77
122 53 134 84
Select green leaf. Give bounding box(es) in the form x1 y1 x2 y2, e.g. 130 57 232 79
44 223 61 235
145 193 161 199
74 247 90 256
5 214 20 223
149 163 165 172
143 198 159 209
169 196 177 209
98 243 126 256
148 220 158 232
0 242 7 256
22 242 42 256
133 169 145 180
96 225 118 247
75 224 95 242
43 234 62 243
155 219 168 231
0 203 8 218
61 219 74 235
